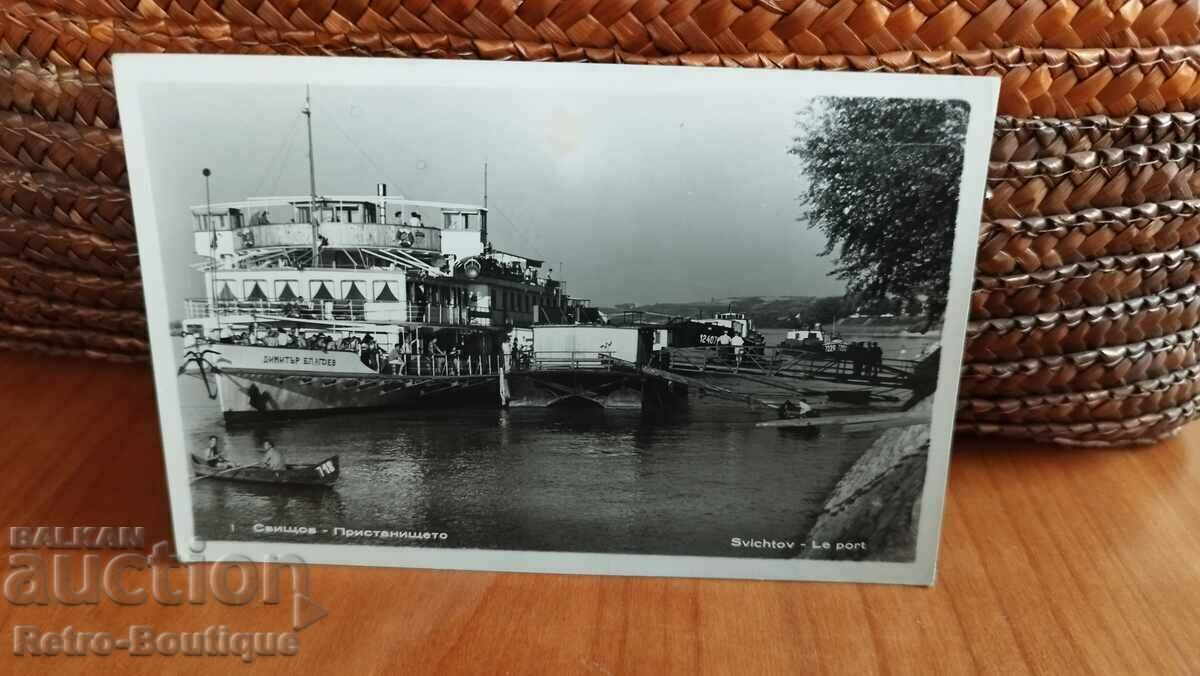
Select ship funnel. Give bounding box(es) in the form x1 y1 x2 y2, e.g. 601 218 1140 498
376 183 387 224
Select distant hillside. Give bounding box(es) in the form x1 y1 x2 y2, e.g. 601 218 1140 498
601 296 928 330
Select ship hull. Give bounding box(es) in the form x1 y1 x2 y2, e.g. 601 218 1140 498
216 369 498 420
186 341 678 419
184 343 499 419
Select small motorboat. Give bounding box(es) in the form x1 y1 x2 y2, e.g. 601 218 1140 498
190 454 340 487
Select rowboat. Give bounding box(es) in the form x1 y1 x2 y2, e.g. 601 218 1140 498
190 454 340 487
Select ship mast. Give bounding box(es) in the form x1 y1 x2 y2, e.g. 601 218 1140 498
203 167 220 335
303 86 319 265
482 162 489 246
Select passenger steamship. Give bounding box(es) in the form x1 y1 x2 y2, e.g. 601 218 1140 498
180 91 597 418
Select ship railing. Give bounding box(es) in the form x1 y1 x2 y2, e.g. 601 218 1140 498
189 334 504 378
224 222 443 252
662 345 922 382
184 298 480 327
516 350 615 371
663 345 777 372
385 353 502 377
475 256 546 287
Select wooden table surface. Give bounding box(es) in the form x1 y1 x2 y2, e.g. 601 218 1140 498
0 351 1197 674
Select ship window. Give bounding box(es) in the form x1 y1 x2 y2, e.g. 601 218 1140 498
310 280 335 301
243 280 268 302
373 281 399 302
297 206 311 223
276 281 299 302
342 281 367 302
216 281 237 302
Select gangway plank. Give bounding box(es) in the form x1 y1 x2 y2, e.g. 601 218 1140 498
670 360 912 389
665 346 940 393
610 359 788 411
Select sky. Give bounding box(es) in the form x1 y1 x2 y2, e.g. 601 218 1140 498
137 80 847 311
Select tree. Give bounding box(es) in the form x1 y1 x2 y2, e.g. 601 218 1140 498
790 97 969 324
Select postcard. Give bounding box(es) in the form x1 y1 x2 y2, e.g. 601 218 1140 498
115 54 996 584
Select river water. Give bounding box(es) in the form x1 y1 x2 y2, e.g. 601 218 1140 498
183 330 937 558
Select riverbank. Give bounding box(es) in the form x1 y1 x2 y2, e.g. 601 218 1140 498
833 316 933 340
799 397 932 563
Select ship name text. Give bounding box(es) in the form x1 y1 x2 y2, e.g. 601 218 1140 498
261 355 338 368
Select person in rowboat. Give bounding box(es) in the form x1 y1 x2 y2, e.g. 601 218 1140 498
204 435 230 468
260 440 286 471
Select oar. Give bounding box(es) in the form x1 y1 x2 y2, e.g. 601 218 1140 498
191 463 247 484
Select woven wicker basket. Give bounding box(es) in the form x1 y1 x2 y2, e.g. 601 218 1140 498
3 0 1200 445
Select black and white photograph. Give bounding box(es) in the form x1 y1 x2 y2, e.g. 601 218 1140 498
117 55 996 584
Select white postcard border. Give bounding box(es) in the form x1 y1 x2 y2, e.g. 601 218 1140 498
115 54 998 585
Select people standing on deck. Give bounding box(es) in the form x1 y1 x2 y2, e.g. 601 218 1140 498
717 330 733 363
870 342 884 377
448 341 461 375
204 435 228 468
501 335 513 370
731 333 745 370
260 440 286 471
415 285 429 323
359 334 372 368
429 340 446 374
373 340 386 371
849 342 863 377
360 334 381 371
402 336 418 374
386 341 403 375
